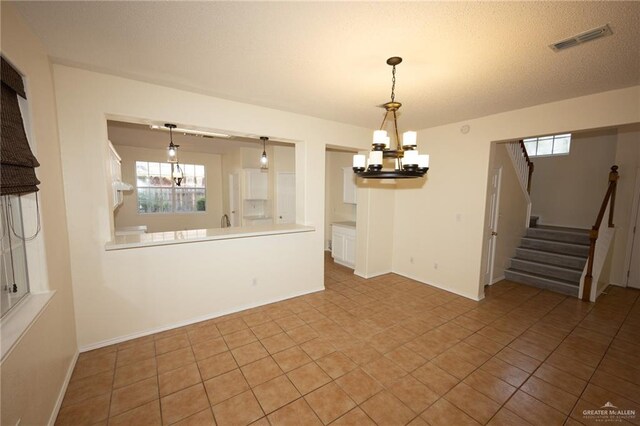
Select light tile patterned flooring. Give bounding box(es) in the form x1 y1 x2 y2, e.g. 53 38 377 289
56 254 640 425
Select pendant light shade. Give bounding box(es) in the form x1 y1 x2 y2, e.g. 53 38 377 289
260 136 269 170
165 123 179 163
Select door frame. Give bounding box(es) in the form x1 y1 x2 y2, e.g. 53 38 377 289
623 168 640 288
485 167 503 286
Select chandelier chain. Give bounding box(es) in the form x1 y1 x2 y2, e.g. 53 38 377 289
391 65 396 102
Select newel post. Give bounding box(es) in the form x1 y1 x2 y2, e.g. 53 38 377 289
582 228 599 301
608 165 619 228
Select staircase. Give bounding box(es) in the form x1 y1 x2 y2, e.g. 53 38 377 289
505 225 590 297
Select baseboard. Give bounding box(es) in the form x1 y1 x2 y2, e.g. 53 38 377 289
79 286 325 352
48 349 79 426
390 270 482 301
491 275 505 285
353 269 392 279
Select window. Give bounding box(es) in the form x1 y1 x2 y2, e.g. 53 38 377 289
523 133 571 157
136 161 206 213
1 196 30 318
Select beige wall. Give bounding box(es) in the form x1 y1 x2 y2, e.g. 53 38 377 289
491 144 529 282
324 150 357 250
392 86 640 300
113 145 224 233
1 3 77 425
610 123 640 285
530 129 618 228
52 65 371 348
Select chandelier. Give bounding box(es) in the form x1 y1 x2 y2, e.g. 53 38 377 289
353 57 429 179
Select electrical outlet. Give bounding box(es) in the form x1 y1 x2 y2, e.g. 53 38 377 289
434 262 438 270
252 278 258 287
409 257 414 264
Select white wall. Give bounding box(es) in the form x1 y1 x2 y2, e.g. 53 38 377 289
113 145 224 233
1 3 77 425
530 129 618 228
491 144 529 282
325 150 357 250
392 86 640 300
52 65 371 348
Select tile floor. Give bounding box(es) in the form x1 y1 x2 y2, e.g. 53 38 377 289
56 254 640 425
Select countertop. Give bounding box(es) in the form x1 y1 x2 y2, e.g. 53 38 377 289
106 223 315 250
332 221 356 229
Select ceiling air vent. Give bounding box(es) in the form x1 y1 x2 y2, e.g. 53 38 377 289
550 24 613 52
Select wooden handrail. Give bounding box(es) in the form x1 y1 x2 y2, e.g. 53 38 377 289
582 165 619 301
518 140 535 193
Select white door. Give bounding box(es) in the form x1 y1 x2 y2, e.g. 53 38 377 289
276 172 296 224
484 167 502 285
627 174 640 288
229 172 240 227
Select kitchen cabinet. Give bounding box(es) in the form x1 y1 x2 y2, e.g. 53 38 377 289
244 168 268 200
343 167 357 204
332 222 356 268
108 141 132 211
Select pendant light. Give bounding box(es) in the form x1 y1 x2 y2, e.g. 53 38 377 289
173 163 183 186
260 136 269 170
165 123 179 163
353 57 429 179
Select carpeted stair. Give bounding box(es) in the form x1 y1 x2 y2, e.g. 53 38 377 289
505 225 590 297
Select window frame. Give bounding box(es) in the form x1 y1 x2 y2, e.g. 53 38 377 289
135 161 207 215
523 133 571 158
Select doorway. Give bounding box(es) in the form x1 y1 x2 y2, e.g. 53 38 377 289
625 170 640 289
276 172 295 224
228 172 240 227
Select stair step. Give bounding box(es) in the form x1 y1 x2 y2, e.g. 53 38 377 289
521 237 590 257
526 227 591 245
504 269 579 297
515 248 587 270
510 258 582 283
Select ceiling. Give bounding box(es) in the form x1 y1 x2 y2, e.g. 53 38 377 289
107 121 291 155
15 1 640 130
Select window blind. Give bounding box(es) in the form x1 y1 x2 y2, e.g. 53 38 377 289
1 57 40 195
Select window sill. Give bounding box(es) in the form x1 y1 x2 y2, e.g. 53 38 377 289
1 291 56 362
105 223 315 251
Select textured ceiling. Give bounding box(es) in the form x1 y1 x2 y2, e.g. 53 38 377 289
14 1 640 130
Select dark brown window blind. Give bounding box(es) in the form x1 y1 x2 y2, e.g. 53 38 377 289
1 57 40 195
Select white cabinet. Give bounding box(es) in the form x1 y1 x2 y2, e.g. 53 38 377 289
108 142 124 210
332 223 356 268
244 169 268 200
343 167 357 204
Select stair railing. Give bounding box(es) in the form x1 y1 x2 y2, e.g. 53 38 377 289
506 140 535 227
506 140 534 194
582 165 619 301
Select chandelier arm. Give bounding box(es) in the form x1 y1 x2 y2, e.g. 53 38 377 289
392 110 402 152
379 109 390 131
